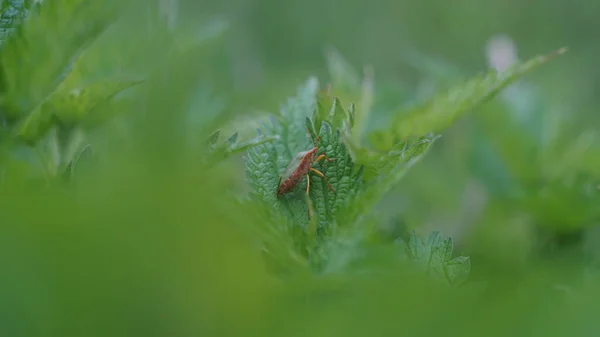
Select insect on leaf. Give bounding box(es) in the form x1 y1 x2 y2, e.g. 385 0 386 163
280 150 311 183
245 78 360 261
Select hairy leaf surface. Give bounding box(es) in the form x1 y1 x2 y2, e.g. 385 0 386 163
245 78 359 247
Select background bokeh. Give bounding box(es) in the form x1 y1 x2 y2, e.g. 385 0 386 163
186 0 598 110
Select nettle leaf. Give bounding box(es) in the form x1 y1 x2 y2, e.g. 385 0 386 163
0 0 120 119
29 125 91 179
62 142 93 181
337 134 439 224
57 129 95 182
232 195 312 276
325 46 361 95
245 78 321 214
396 231 471 286
206 129 220 148
0 0 123 145
55 78 144 126
313 95 347 135
245 78 359 243
203 129 278 167
2 3 223 146
520 172 600 230
15 78 144 143
368 47 567 143
246 77 446 271
400 48 463 88
325 47 374 143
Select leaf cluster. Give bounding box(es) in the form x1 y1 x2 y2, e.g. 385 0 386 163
244 46 565 278
0 1 230 181
0 1 571 292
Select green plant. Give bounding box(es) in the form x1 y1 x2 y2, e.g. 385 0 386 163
396 231 471 286
0 0 238 182
397 37 600 270
242 46 566 279
3 3 591 336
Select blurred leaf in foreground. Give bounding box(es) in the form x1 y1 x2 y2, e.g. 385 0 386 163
0 0 121 121
396 231 471 286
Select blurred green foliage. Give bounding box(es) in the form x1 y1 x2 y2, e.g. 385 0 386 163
1 0 600 336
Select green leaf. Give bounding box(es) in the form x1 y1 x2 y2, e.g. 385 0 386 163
235 197 311 276
311 94 353 138
325 46 361 95
244 77 446 272
400 47 463 85
369 47 567 143
27 125 89 179
245 78 321 216
204 130 278 167
55 78 144 126
396 231 471 286
227 132 239 145
281 76 320 154
305 121 359 230
246 119 357 234
244 77 443 261
62 143 93 182
336 134 439 224
245 78 360 259
324 47 374 143
14 77 144 143
206 129 220 148
0 0 121 122
445 256 472 285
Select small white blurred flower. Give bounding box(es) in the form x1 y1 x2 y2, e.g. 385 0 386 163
485 34 536 120
485 34 519 72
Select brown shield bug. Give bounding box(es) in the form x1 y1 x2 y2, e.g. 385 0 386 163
276 130 336 199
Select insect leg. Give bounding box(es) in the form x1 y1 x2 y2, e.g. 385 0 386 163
310 167 335 192
315 154 336 163
276 176 282 195
305 174 314 219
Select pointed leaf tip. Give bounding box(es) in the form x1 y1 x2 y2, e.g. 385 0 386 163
373 47 566 141
227 132 239 144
